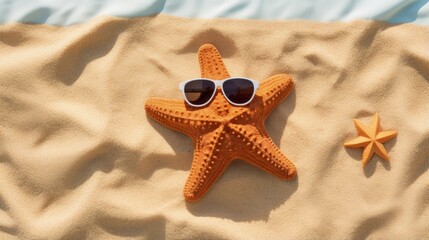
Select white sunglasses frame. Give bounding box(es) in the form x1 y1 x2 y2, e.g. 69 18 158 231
179 77 260 107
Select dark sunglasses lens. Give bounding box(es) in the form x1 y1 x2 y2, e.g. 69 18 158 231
184 80 215 106
223 78 255 104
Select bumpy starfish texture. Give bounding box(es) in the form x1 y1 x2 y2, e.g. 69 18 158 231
145 44 296 202
344 113 397 167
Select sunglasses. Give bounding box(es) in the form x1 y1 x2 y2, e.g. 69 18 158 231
179 77 260 107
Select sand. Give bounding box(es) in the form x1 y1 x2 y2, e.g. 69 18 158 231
0 14 428 239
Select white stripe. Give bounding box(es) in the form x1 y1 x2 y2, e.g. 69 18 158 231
0 0 428 26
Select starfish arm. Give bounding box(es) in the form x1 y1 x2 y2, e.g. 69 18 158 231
198 44 230 80
376 130 397 143
362 142 375 166
227 123 296 179
256 74 294 118
344 136 372 148
183 136 231 202
353 119 372 138
145 98 218 135
374 141 390 161
368 113 381 138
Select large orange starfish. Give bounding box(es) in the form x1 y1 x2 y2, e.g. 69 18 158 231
344 113 397 167
145 44 296 202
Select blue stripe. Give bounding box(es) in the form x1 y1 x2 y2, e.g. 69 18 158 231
0 0 428 26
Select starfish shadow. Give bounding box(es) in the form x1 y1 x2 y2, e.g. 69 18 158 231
186 160 298 222
344 137 397 178
145 116 194 176
363 155 391 178
265 89 297 146
175 29 237 58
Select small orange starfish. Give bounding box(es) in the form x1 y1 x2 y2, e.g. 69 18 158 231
344 113 397 167
145 44 297 202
